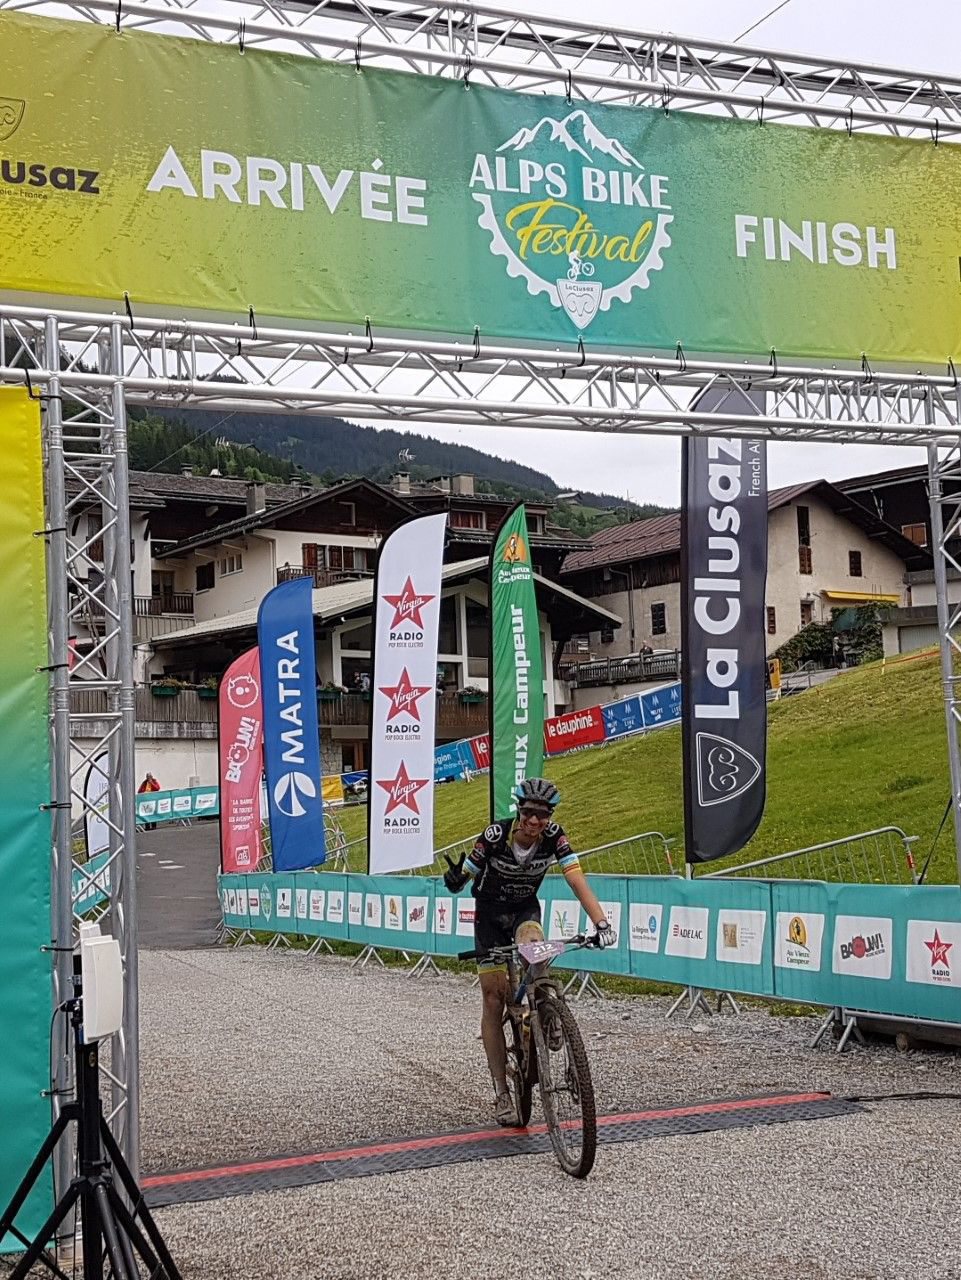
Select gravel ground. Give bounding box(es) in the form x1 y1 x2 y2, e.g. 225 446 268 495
141 948 961 1279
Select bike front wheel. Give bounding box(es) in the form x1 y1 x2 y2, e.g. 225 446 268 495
532 992 597 1178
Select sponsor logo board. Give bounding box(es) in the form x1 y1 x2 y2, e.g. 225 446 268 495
832 915 892 980
629 903 663 953
665 906 709 959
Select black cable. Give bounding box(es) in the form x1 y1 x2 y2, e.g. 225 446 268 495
845 1090 961 1104
918 796 952 884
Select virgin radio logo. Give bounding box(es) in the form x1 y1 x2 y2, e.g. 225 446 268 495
376 761 428 830
383 576 435 646
379 667 432 727
272 770 317 818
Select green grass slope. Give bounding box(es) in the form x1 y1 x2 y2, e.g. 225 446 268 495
340 651 956 883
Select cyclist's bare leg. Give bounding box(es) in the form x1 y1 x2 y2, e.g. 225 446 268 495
479 969 509 1093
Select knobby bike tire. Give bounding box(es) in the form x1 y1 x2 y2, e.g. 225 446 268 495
534 993 597 1178
504 1011 534 1127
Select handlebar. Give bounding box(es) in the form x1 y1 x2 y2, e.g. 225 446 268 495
457 932 599 963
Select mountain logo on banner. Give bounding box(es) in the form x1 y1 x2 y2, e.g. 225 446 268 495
226 671 259 709
377 761 429 815
379 667 432 723
272 770 318 818
695 733 762 808
470 109 673 333
383 576 435 630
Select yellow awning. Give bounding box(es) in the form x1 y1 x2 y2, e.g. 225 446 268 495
820 590 900 604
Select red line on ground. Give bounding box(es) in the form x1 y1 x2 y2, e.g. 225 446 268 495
143 1092 830 1189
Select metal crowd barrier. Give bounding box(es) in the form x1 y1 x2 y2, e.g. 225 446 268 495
699 826 920 885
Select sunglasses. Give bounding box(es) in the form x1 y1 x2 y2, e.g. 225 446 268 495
518 807 551 821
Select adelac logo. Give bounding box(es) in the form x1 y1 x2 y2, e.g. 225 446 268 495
470 108 673 331
0 99 101 194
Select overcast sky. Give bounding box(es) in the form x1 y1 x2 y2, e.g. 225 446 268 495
355 0 960 503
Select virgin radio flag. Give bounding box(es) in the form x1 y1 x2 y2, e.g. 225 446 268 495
257 577 326 871
218 647 264 873
681 385 768 862
368 513 447 874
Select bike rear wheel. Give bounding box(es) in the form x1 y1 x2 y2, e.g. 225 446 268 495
504 1010 533 1126
533 992 597 1178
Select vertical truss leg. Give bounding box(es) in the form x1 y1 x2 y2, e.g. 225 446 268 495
927 433 961 885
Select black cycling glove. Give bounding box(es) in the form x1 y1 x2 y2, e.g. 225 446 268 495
443 852 470 893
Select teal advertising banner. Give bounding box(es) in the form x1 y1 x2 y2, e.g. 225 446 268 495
219 871 961 1027
135 785 219 825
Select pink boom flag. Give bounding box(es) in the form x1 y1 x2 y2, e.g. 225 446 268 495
219 647 264 873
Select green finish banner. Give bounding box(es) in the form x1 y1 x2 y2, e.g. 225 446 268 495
1 13 961 364
489 505 544 821
0 389 51 1246
219 871 961 1026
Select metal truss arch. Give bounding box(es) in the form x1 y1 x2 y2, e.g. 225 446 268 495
4 0 961 137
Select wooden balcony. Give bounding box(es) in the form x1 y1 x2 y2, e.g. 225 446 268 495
69 686 488 738
277 565 372 590
135 593 194 616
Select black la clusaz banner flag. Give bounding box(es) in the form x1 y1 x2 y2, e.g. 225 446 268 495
681 385 768 863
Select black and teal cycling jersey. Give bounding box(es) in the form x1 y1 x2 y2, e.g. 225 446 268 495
465 819 581 906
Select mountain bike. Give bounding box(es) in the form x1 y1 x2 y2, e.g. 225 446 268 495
459 933 601 1178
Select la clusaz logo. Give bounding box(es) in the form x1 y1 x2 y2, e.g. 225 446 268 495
470 108 673 332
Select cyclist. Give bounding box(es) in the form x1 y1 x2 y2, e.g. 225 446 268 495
444 777 616 1126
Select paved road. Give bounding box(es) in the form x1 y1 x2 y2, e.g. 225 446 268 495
136 820 221 948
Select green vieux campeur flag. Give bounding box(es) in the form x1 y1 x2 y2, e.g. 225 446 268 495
490 504 545 821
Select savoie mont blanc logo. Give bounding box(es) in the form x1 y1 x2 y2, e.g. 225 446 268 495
470 109 673 332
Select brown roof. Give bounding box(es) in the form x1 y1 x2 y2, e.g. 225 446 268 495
129 469 307 506
561 480 931 574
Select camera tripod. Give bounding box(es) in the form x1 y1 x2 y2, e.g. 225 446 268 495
0 984 181 1280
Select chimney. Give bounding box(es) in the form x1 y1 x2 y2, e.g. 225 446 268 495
452 473 475 496
246 481 266 515
180 464 193 477
392 471 411 496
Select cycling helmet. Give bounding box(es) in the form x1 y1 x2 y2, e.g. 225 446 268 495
514 777 560 811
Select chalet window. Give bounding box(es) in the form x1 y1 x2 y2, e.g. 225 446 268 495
651 602 666 636
901 522 927 547
450 510 485 530
334 502 356 526
798 545 813 575
328 546 356 571
796 505 811 547
600 627 615 645
766 606 777 635
800 599 813 626
848 550 863 578
219 553 243 576
195 563 214 591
